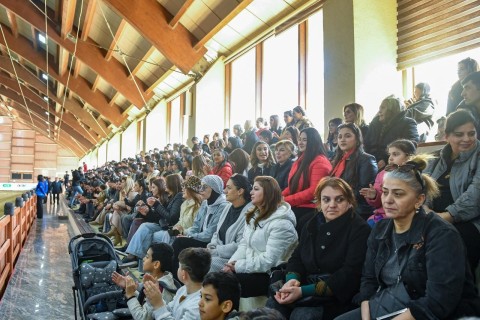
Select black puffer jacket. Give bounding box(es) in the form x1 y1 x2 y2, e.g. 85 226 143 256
364 111 419 164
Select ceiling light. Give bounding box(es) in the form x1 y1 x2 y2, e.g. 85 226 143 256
42 73 48 80
43 96 48 101
45 111 48 115
38 34 46 44
45 121 48 124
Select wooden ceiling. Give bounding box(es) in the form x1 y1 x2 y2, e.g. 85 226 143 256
0 0 314 157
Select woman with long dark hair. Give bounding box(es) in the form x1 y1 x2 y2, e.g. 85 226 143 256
225 176 298 298
282 127 332 233
330 123 378 219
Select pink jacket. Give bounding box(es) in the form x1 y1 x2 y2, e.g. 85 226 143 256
282 155 332 208
366 169 385 215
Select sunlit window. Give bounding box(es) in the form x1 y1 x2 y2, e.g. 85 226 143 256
170 97 181 144
262 26 299 121
230 49 256 128
412 47 480 120
121 120 137 159
146 101 167 151
196 60 225 137
306 10 324 131
97 142 107 167
107 134 120 162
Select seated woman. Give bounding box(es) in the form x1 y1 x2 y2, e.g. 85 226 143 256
364 95 419 169
405 82 435 142
267 177 371 320
271 140 296 190
293 106 314 131
122 174 184 264
336 155 480 320
424 109 480 276
280 125 300 146
228 148 250 176
225 176 298 298
330 123 378 220
282 127 332 233
343 103 368 139
247 141 276 184
172 175 230 272
360 139 417 226
207 174 253 272
204 149 233 187
121 179 150 243
324 118 342 160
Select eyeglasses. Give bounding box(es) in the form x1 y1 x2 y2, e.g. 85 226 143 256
384 162 424 191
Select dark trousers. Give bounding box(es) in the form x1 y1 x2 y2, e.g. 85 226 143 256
51 193 60 203
455 222 480 278
37 196 44 218
266 297 324 320
235 273 270 297
172 237 208 278
292 207 316 236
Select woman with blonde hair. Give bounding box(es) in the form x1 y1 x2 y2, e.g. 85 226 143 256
271 140 296 190
343 103 368 139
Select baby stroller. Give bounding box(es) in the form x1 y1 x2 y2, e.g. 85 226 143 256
69 233 131 320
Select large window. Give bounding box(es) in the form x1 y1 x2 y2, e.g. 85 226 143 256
230 49 256 128
262 26 299 120
306 10 324 132
121 120 137 159
196 59 225 137
413 47 480 120
170 97 181 144
145 100 167 151
107 134 120 162
97 142 107 167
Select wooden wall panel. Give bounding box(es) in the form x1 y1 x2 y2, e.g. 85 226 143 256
0 133 12 142
0 150 11 159
34 144 57 153
12 130 36 139
0 168 10 176
10 163 34 172
0 142 11 150
34 160 57 168
11 147 34 155
35 135 55 144
0 125 12 132
34 153 57 161
11 139 34 148
11 155 34 164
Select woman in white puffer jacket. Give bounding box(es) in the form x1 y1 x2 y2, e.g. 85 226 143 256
224 176 298 298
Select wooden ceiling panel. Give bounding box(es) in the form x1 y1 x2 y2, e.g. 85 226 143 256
88 2 123 50
246 0 295 25
182 1 219 33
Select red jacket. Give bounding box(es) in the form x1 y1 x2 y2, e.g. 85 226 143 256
282 154 332 208
210 162 233 188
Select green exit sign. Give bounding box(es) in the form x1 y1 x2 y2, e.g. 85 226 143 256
3 184 11 187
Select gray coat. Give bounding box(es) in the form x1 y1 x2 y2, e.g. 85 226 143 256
185 195 229 243
208 202 254 259
424 140 480 232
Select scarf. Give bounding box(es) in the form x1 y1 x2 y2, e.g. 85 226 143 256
331 149 355 178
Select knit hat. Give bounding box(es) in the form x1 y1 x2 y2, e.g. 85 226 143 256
201 175 224 195
182 175 203 194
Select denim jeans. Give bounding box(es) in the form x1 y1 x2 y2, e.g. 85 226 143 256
266 296 324 320
121 214 134 239
126 222 163 258
69 185 83 206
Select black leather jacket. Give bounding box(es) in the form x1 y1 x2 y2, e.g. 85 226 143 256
358 210 479 319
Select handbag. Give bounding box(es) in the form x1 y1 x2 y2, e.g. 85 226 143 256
369 283 410 320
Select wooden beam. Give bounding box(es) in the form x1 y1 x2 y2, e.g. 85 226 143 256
6 10 18 38
72 59 81 77
128 46 155 79
58 47 69 76
103 0 206 74
194 0 254 51
0 28 127 127
109 91 120 106
169 0 194 28
0 84 98 146
81 0 97 41
61 0 77 38
0 90 95 149
30 26 37 51
105 19 127 61
91 75 101 92
0 0 152 109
